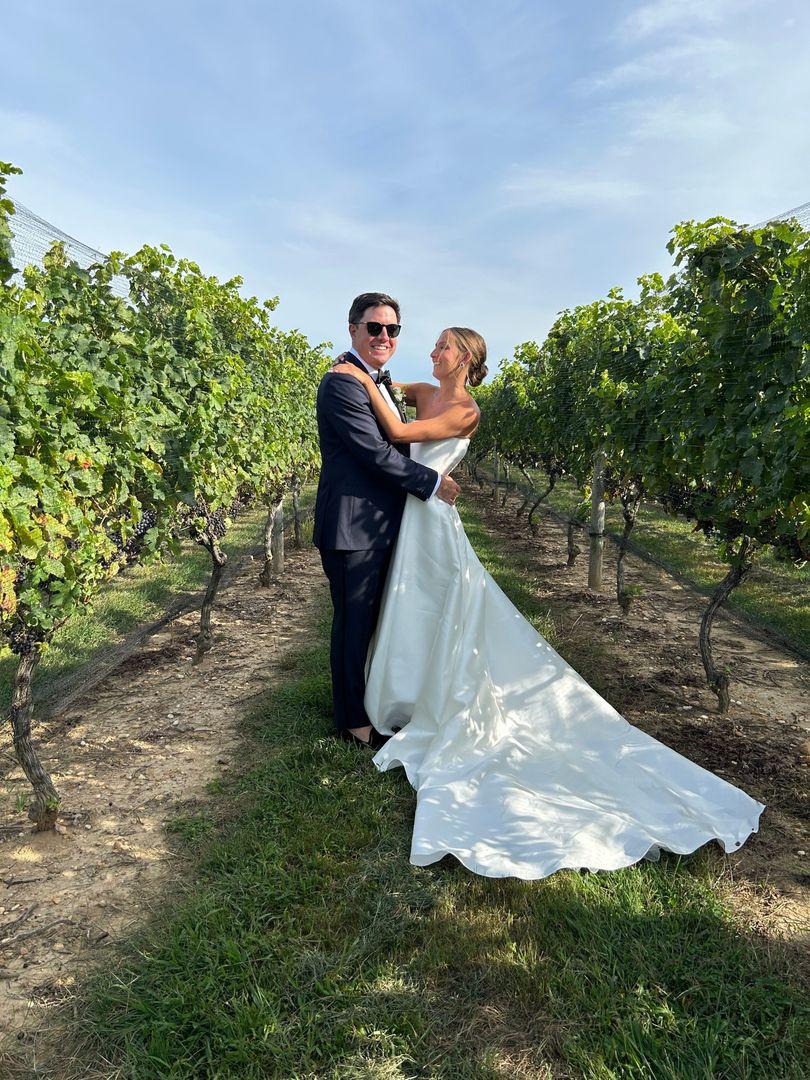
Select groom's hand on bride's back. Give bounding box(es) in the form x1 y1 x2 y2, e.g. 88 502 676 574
436 474 460 505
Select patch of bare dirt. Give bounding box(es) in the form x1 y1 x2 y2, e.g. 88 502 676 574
0 544 328 1043
467 480 809 942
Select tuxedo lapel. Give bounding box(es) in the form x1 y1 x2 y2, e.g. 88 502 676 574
344 355 403 420
340 352 410 454
344 354 369 375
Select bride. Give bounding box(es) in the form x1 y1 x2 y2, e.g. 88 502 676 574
330 330 764 880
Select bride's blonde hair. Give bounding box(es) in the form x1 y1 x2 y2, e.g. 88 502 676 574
447 327 488 386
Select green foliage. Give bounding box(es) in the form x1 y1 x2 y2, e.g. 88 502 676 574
0 161 22 286
480 217 810 567
0 162 328 660
652 218 809 554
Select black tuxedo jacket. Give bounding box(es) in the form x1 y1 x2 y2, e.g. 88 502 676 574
313 356 438 550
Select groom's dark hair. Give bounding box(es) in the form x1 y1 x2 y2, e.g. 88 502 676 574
348 292 401 325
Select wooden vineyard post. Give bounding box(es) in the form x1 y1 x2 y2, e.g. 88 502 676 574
492 446 500 504
291 477 302 549
259 497 285 584
271 498 284 574
501 460 510 507
588 448 606 591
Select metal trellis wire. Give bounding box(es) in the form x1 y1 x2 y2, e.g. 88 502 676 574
8 198 129 297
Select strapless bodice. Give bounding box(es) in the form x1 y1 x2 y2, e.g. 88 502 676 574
410 437 470 475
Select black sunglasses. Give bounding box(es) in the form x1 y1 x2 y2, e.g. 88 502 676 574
355 321 401 338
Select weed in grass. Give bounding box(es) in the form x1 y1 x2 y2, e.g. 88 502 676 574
166 814 216 848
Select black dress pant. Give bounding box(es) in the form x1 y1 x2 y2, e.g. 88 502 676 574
319 547 393 732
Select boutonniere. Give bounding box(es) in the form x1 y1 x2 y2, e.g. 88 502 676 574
390 385 407 423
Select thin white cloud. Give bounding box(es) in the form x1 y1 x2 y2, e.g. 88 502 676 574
501 168 646 210
0 108 81 164
284 205 415 253
618 0 739 41
627 97 737 143
583 38 735 93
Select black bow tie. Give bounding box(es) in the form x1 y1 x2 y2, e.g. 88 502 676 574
376 369 393 390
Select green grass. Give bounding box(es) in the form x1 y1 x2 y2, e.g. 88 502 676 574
514 471 809 654
62 522 806 1078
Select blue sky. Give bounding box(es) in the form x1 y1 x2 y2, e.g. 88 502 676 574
3 0 809 379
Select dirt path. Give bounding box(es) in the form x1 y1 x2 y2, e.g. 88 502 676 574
0 544 328 1042
466 479 809 939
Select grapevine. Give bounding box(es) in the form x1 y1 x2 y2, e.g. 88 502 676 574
477 217 809 710
0 162 328 827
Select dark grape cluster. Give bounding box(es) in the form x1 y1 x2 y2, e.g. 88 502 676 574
122 509 158 559
184 491 254 544
207 509 228 540
101 508 160 569
9 622 48 656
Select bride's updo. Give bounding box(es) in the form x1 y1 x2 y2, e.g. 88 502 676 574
447 327 488 387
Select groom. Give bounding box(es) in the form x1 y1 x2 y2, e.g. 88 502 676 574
314 292 459 748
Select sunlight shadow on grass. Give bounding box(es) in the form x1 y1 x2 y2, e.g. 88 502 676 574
55 608 806 1079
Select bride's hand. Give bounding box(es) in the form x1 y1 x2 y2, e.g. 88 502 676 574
331 361 374 388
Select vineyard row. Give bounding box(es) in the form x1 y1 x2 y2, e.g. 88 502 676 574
471 215 809 710
1 161 328 829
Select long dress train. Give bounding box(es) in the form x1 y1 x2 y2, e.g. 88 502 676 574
365 437 764 880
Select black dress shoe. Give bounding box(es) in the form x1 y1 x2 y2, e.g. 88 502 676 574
336 727 390 750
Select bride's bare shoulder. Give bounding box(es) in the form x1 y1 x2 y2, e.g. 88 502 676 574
460 393 481 435
454 391 480 420
397 380 434 407
432 394 480 437
407 381 435 398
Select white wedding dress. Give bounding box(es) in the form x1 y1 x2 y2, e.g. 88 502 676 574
366 437 764 880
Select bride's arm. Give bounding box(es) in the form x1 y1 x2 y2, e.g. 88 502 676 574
331 364 478 442
398 403 479 442
393 381 431 406
331 363 411 441
330 355 424 407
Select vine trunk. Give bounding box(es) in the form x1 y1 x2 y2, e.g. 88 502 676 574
10 648 60 830
528 476 557 535
195 534 228 663
699 536 756 712
617 488 642 612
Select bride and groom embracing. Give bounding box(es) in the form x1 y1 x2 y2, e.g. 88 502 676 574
313 292 764 880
